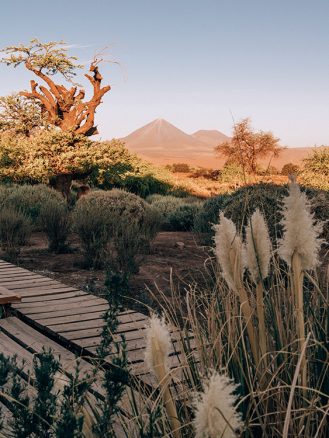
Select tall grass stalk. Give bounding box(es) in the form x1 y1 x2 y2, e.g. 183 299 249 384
145 315 181 438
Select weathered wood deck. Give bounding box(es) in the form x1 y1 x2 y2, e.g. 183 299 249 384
0 260 192 387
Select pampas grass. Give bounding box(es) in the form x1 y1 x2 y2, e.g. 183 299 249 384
145 314 181 437
278 180 324 389
214 213 259 365
246 209 272 368
194 371 243 438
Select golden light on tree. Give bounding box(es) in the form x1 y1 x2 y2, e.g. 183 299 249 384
216 118 283 174
1 39 111 137
0 40 113 196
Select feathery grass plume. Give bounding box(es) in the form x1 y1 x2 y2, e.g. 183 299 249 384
145 314 171 376
213 213 245 291
278 180 324 270
246 208 271 284
145 314 181 437
214 213 259 363
278 180 324 390
194 371 243 438
246 209 271 368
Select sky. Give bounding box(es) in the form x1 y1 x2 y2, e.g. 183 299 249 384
1 0 329 146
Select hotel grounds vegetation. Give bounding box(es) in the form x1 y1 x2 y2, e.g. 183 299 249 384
0 40 328 438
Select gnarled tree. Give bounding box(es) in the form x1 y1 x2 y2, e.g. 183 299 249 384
1 40 111 136
0 40 111 196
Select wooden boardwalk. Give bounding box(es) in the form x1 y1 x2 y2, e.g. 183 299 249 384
0 259 191 386
0 258 196 434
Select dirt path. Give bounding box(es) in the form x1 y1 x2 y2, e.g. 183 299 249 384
2 232 210 314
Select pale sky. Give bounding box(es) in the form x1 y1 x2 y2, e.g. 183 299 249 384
1 0 329 146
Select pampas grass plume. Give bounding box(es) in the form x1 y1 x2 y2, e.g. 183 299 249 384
213 213 245 291
145 314 170 376
246 208 271 283
278 181 323 270
194 371 242 438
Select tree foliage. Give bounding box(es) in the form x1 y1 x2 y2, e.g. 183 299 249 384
299 148 329 190
216 118 283 174
0 93 46 136
0 130 133 183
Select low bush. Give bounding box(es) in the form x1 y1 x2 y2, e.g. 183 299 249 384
219 163 245 185
194 183 329 244
3 184 64 228
167 163 191 173
0 207 31 260
299 148 329 190
73 189 160 272
190 167 221 180
73 196 112 269
121 174 171 198
0 185 14 206
168 203 201 231
148 195 202 231
223 183 287 240
281 162 300 176
39 198 71 253
193 193 232 242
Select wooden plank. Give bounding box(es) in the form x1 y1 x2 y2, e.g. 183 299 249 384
0 275 48 284
0 286 21 304
12 290 88 304
21 299 107 315
0 271 38 279
24 303 109 320
39 311 147 329
0 317 97 377
9 286 80 299
0 318 106 401
0 278 59 288
14 295 105 310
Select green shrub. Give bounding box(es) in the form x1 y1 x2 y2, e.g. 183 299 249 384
223 183 329 242
168 203 201 231
0 207 31 260
0 185 14 206
121 174 171 197
3 184 64 228
73 189 160 272
223 183 287 240
148 196 186 230
39 198 71 252
193 193 232 242
73 196 112 269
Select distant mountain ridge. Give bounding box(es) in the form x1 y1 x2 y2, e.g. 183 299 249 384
121 118 323 170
